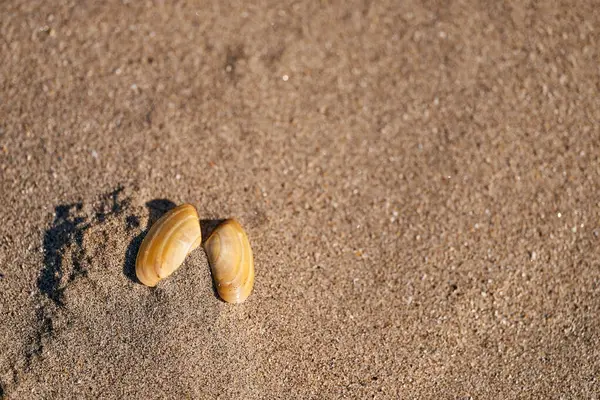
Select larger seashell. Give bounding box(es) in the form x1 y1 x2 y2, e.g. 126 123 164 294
136 204 202 287
204 219 254 303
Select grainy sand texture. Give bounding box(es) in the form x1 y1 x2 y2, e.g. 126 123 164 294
1 1 599 398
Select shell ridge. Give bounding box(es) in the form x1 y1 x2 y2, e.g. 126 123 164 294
135 204 201 286
216 223 251 290
230 229 248 288
237 238 254 293
155 213 199 278
209 232 222 266
239 241 253 288
139 206 190 274
216 227 245 286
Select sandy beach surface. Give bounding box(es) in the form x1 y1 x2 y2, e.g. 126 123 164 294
1 1 599 398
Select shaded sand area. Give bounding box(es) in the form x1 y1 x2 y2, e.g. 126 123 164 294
1 1 599 398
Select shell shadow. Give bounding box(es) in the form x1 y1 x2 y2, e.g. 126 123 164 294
200 219 226 245
122 199 177 284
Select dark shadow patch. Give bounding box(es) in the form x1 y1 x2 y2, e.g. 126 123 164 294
200 219 226 245
122 199 176 284
146 199 177 226
126 215 140 230
38 203 88 306
123 233 143 284
39 187 132 305
0 380 4 399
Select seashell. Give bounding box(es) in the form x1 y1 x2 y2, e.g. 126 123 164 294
204 219 254 303
136 204 202 287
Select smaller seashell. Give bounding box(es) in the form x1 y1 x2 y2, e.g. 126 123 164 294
136 204 202 287
204 219 254 303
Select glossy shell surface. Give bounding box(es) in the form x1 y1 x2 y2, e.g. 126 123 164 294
204 219 254 303
136 204 202 287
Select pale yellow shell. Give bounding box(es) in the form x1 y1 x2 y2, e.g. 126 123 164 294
204 219 254 303
136 204 202 287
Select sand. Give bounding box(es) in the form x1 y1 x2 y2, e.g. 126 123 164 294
1 0 599 398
